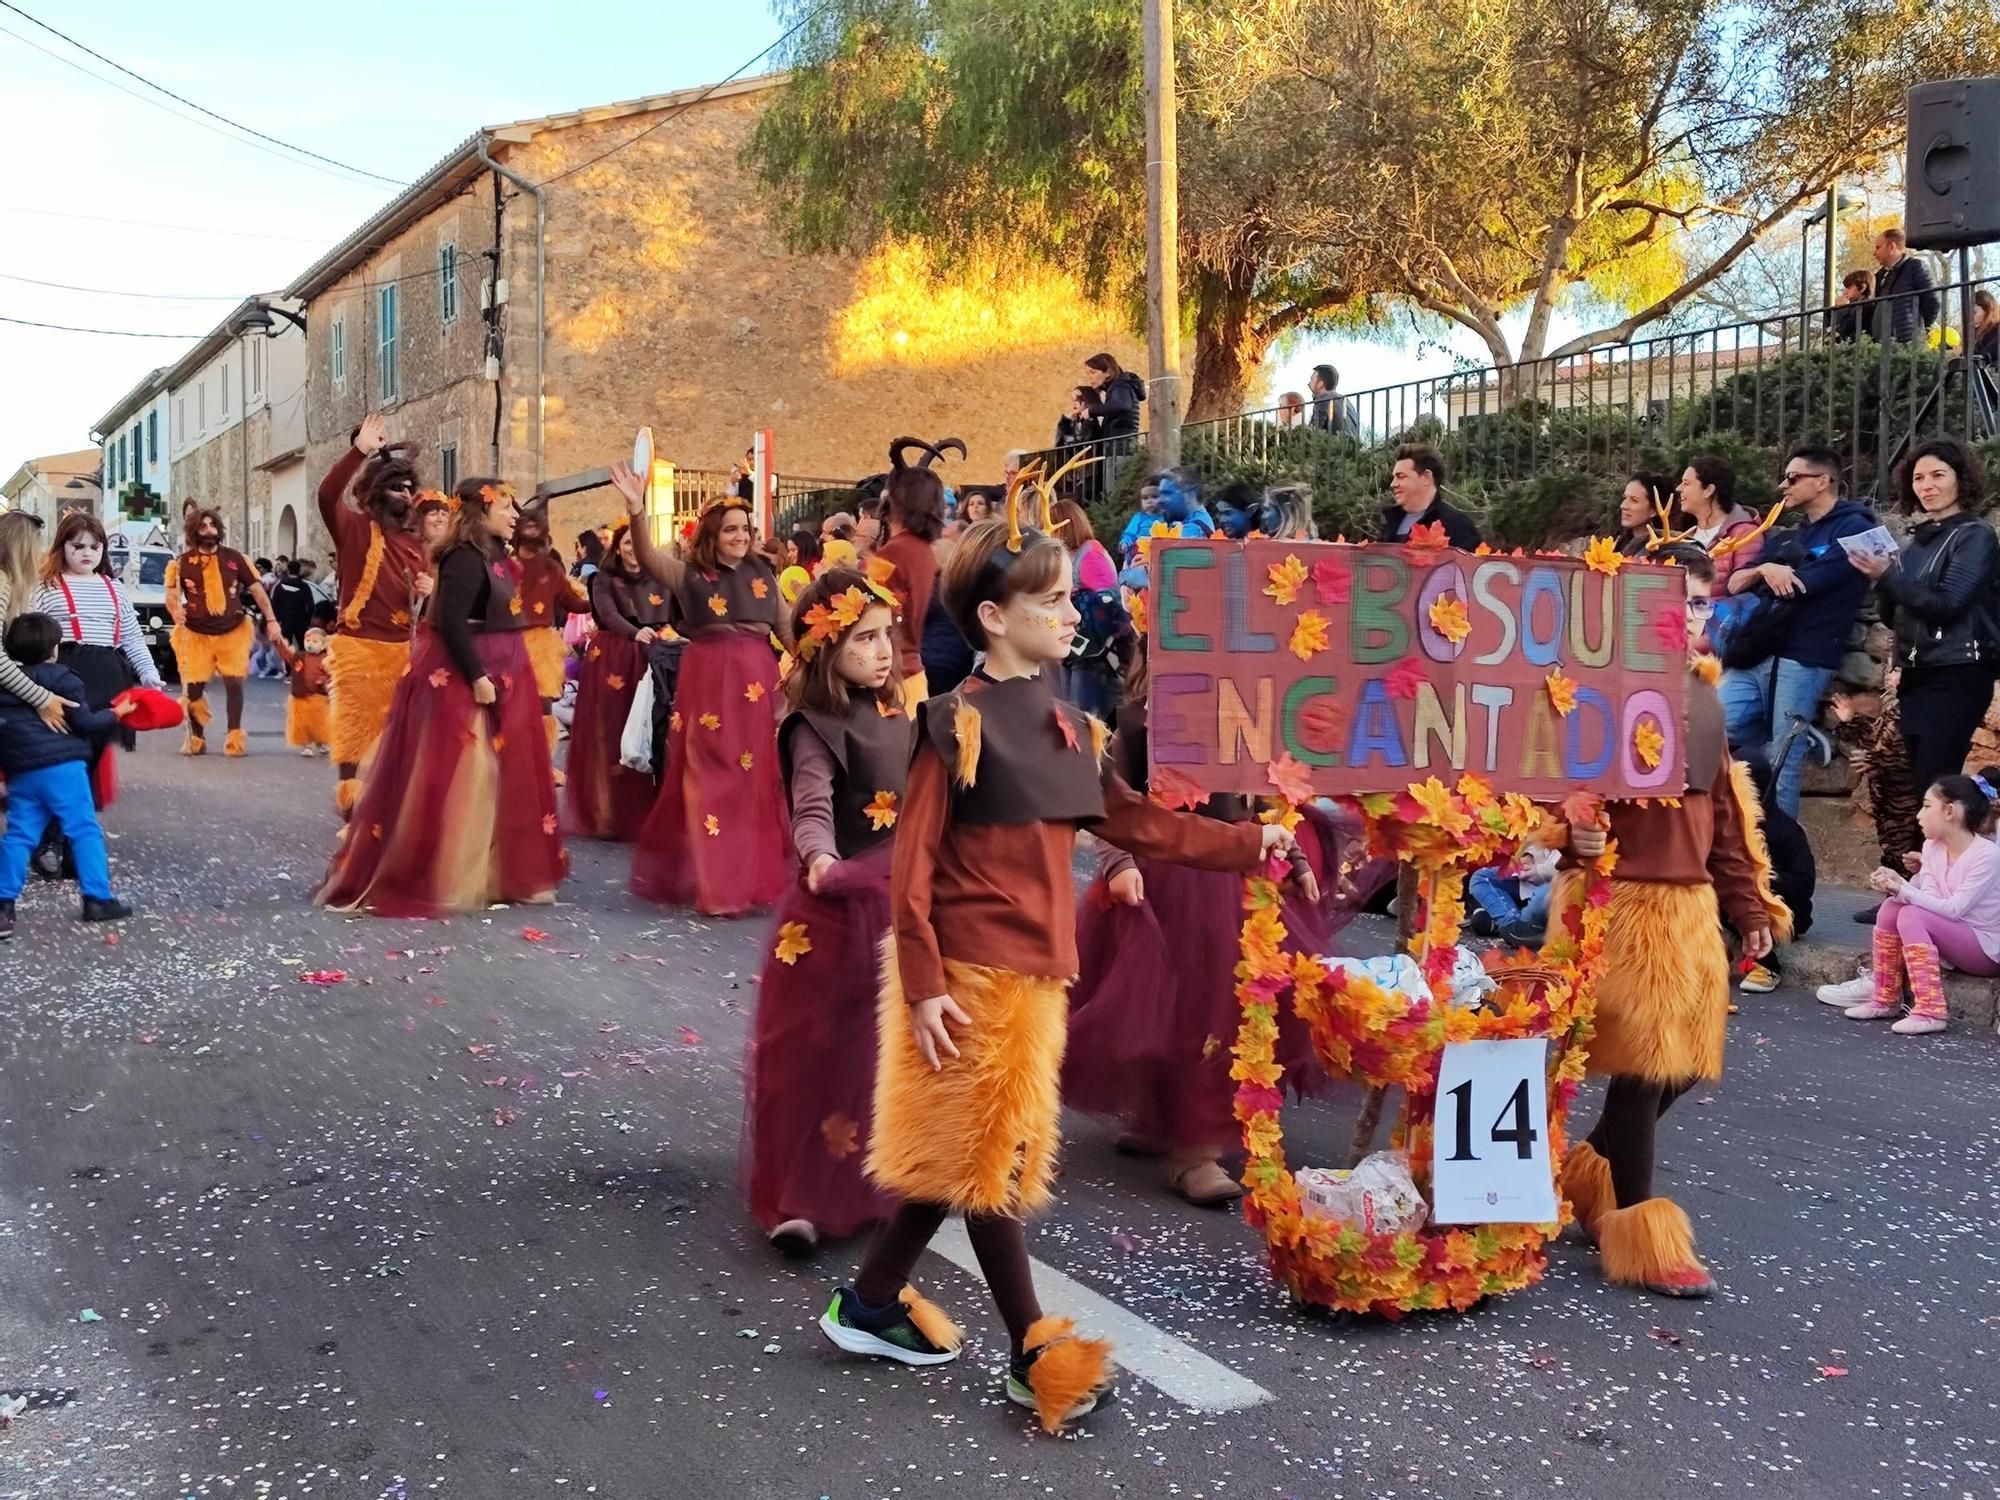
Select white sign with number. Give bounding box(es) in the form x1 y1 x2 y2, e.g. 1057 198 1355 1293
1430 1038 1558 1225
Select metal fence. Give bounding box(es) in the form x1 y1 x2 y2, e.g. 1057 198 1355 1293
1030 273 1999 543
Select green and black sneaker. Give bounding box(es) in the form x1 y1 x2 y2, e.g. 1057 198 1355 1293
818 1284 962 1367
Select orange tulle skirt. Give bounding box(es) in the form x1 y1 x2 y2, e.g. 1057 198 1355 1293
316 629 566 917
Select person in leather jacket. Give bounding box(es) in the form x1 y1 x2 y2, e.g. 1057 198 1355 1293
1848 438 1998 795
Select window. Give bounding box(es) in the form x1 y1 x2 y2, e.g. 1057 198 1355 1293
116 435 126 483
198 382 206 432
130 423 142 477
220 363 230 419
247 337 262 398
439 242 458 325
331 316 346 386
439 442 459 493
378 284 400 401
176 396 186 444
147 410 157 463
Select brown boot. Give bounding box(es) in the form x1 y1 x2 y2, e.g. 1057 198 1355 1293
1165 1156 1242 1207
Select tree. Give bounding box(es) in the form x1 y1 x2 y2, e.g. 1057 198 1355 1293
749 0 1998 417
1197 0 1999 369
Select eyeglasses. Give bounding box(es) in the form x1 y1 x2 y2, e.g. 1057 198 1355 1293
1686 597 1715 616
1779 470 1819 486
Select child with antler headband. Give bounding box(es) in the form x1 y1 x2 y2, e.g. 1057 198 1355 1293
744 568 910 1256
815 489 1297 1434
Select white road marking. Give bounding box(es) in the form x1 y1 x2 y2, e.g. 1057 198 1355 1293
929 1219 1273 1413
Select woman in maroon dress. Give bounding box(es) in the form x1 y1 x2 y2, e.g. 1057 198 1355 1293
316 479 565 917
564 523 674 839
611 461 790 915
744 568 910 1254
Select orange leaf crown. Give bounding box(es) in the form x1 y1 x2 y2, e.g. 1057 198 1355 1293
795 581 898 659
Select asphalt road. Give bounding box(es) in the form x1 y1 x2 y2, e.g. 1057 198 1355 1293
3 683 1997 1500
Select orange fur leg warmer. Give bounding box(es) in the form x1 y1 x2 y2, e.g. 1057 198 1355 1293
1019 1317 1112 1433
1596 1197 1713 1295
327 633 410 769
1560 1141 1616 1240
898 1288 961 1354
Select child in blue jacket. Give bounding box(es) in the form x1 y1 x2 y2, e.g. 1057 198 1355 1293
0 612 134 938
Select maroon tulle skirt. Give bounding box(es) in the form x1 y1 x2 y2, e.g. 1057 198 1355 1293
316 629 566 917
1064 804 1361 1153
740 843 895 1239
631 631 791 916
564 631 655 840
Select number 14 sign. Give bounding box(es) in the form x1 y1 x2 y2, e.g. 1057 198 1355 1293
1431 1039 1559 1225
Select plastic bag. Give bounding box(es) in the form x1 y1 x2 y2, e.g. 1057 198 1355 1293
1318 948 1494 1011
1295 1151 1429 1235
619 668 657 772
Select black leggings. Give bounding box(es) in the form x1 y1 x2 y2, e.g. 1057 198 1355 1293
1899 664 1997 798
855 1201 1042 1351
1585 1076 1692 1207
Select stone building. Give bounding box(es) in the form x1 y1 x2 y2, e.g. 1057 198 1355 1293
92 369 172 524
287 74 1139 541
1 448 101 527
163 297 309 563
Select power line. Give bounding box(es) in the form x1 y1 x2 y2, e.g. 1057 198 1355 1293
0 202 338 244
533 8 823 188
0 313 204 338
0 0 405 187
0 270 242 302
0 23 392 191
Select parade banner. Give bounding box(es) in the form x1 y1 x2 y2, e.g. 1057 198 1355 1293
1146 538 1688 801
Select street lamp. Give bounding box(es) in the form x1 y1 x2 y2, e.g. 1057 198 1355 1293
1800 189 1867 316
231 298 306 337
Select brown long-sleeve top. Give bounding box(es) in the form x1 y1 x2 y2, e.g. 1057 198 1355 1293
891 742 1263 1001
515 550 583 628
1559 661 1772 938
317 446 428 641
872 530 938 677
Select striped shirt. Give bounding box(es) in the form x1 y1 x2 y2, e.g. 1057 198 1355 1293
29 574 163 688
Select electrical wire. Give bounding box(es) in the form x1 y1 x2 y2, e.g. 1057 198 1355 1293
0 313 204 337
0 270 242 302
0 0 405 186
532 6 823 188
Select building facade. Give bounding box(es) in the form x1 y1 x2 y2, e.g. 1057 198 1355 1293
289 75 1140 542
163 298 309 563
91 370 172 524
1 448 102 527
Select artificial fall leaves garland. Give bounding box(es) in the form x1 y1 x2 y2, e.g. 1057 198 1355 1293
1231 773 1617 1317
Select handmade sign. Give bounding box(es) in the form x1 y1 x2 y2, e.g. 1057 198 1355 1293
1147 537 1688 801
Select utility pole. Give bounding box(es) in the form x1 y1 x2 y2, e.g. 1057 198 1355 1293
1143 0 1182 469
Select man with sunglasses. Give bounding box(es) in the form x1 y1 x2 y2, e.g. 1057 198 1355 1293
1717 445 1878 818
315 412 431 815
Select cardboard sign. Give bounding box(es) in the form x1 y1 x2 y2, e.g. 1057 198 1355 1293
1431 1039 1558 1225
1146 539 1688 801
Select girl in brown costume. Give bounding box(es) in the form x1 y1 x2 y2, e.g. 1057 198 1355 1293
816 498 1295 1433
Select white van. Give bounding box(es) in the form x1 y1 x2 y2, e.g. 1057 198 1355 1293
104 519 178 681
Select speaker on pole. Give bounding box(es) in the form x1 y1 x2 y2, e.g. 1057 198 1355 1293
1904 78 2000 251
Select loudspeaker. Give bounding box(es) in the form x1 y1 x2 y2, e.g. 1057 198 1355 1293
1904 78 2000 251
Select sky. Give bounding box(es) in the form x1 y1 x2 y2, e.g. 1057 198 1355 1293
0 0 1527 477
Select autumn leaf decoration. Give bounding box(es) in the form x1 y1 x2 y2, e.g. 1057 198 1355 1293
699 712 722 731
1654 603 1689 653
1634 716 1666 770
820 1113 859 1158
1053 707 1079 751
774 921 812 965
1545 670 1579 716
1582 535 1628 575
863 789 899 830
1428 593 1471 644
704 814 721 836
707 595 728 617
745 681 765 702
1150 764 1207 811
1385 657 1428 700
1265 554 1309 606
1311 556 1351 605
1289 609 1330 661
1265 751 1313 805
1408 775 1473 836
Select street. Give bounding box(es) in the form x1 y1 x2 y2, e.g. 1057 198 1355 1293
3 683 1998 1500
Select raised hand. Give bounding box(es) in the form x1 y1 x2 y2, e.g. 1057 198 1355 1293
355 412 389 456
609 461 648 517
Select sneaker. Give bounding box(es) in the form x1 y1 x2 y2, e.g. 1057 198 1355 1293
1467 909 1496 938
0 900 14 942
817 1285 960 1367
1738 963 1780 995
1818 973 1875 1007
1006 1341 1110 1426
78 897 133 924
768 1219 818 1256
1843 1000 1901 1020
1496 919 1546 949
1891 1012 1948 1035
1851 902 1881 925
